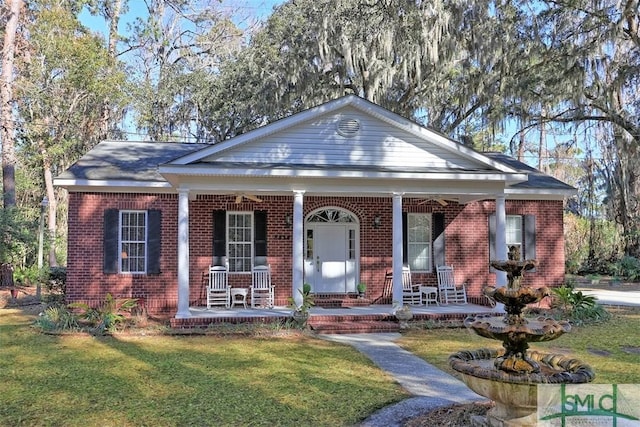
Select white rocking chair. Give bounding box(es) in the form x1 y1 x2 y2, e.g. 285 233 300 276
436 265 468 304
251 265 274 308
207 265 230 309
402 265 422 305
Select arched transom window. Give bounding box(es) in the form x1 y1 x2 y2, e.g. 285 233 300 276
307 208 357 223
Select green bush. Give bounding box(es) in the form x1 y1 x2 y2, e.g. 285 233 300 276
44 267 66 303
572 304 611 325
564 213 622 274
34 305 79 331
13 266 47 287
69 293 139 335
550 286 610 325
609 256 640 281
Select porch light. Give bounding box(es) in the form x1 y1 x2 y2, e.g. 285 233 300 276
373 215 382 229
285 214 292 227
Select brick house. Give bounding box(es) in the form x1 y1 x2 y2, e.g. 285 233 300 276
55 95 574 318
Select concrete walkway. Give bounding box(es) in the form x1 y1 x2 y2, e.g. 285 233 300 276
317 289 638 426
320 333 486 427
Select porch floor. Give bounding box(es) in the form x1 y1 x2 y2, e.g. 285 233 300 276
171 303 497 332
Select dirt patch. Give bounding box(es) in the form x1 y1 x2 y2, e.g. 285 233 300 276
0 289 45 313
404 402 493 427
621 346 640 355
587 347 612 357
546 346 574 355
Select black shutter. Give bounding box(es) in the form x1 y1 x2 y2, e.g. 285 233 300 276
212 210 226 266
103 209 119 274
254 210 267 266
147 210 161 274
524 214 536 271
489 214 496 272
402 212 408 265
433 212 445 269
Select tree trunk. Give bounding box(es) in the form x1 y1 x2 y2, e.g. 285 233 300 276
1 0 23 208
100 0 123 139
538 107 546 172
44 164 58 267
39 138 58 267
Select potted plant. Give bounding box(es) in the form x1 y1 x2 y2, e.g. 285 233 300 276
288 284 314 327
393 301 413 329
356 282 366 298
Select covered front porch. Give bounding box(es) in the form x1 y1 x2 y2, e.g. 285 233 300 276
170 302 497 333
158 96 525 320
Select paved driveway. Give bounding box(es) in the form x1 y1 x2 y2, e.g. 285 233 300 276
575 287 640 307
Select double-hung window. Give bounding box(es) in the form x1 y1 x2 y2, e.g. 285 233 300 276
120 210 147 273
104 209 160 275
407 213 432 272
489 213 536 267
506 215 523 260
227 212 253 272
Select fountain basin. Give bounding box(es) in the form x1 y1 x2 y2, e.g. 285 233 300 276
484 286 550 310
465 314 572 373
450 348 595 426
465 314 571 342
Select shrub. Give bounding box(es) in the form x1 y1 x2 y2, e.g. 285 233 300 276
43 267 67 304
572 304 611 325
69 293 138 335
13 266 47 287
564 213 622 274
550 286 610 325
34 305 79 331
610 256 640 281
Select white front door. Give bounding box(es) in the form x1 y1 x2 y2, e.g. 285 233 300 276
304 208 359 293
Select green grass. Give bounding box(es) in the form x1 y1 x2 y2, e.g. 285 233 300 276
398 307 640 384
0 309 407 426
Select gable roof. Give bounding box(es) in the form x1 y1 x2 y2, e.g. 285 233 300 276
55 95 576 200
55 141 207 191
168 95 516 174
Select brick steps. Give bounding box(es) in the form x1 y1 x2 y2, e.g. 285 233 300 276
309 320 400 334
312 295 372 308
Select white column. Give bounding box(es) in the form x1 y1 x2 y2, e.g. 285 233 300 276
495 194 508 288
292 190 305 308
493 194 508 313
392 192 404 306
176 189 191 318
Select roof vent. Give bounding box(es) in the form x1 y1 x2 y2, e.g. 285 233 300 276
337 118 361 137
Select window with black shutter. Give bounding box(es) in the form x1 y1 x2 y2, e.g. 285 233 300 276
212 210 268 271
489 214 536 271
103 209 161 274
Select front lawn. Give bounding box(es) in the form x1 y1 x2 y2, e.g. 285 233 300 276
398 307 640 384
0 308 407 426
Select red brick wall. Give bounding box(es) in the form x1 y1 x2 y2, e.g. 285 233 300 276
65 193 566 315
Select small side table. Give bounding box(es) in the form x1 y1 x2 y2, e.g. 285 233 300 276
419 286 439 306
230 288 248 308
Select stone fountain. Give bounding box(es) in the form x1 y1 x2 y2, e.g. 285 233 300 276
449 249 595 426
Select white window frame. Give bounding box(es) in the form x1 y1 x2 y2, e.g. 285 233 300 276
227 211 254 273
506 215 523 260
119 210 147 274
407 213 433 273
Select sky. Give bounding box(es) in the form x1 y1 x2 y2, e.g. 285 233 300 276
79 0 285 42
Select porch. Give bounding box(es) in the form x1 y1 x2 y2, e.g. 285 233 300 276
170 302 497 333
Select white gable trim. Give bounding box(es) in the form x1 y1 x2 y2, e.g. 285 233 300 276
159 164 528 182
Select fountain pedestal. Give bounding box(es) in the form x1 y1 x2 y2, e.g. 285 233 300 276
449 258 594 426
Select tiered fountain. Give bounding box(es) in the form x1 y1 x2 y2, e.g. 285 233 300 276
449 248 594 426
